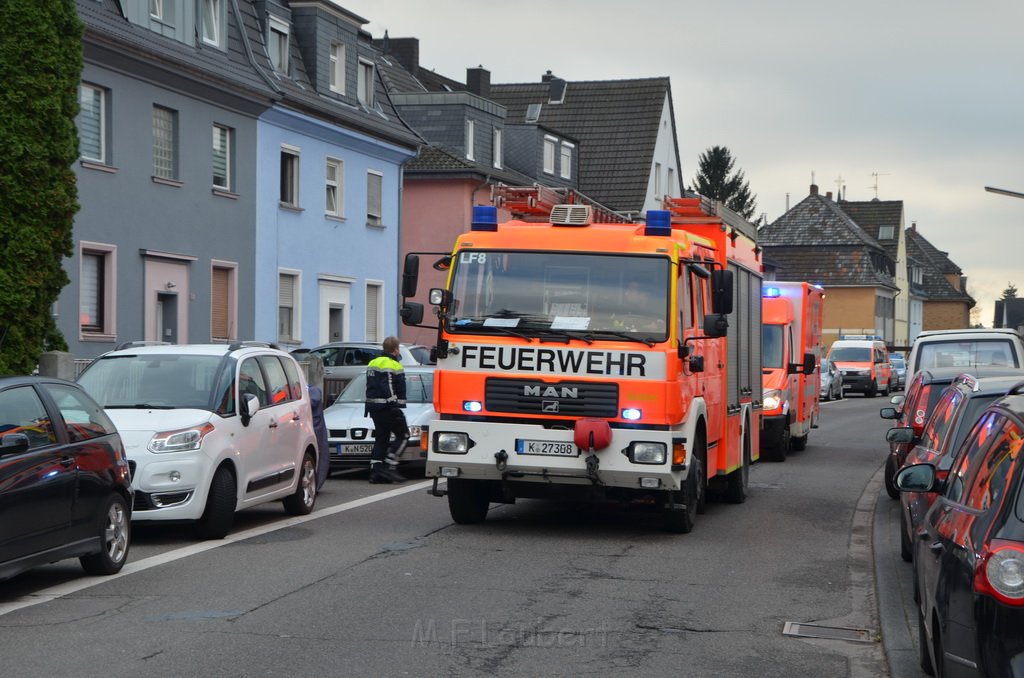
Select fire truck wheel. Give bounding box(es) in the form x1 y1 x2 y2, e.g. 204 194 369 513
664 457 701 534
447 478 490 524
724 422 750 504
763 425 789 462
790 433 808 451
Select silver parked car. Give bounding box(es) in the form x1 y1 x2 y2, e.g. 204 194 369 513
888 353 906 391
820 357 844 401
306 341 422 401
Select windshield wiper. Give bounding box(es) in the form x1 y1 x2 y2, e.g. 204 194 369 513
106 403 177 409
448 318 534 342
586 330 659 347
535 329 594 344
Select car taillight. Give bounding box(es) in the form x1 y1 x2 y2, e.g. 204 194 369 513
974 540 1024 606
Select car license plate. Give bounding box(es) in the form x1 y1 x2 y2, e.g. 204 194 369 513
515 439 578 456
335 443 373 456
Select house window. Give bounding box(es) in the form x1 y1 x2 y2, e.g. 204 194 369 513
211 263 236 341
365 282 382 343
326 157 343 217
560 142 574 180
492 128 503 169
268 16 289 73
543 136 556 174
80 243 116 337
200 0 222 47
357 59 374 106
465 119 475 160
280 146 300 207
878 225 895 240
152 105 177 180
525 103 541 123
654 162 662 197
366 170 382 226
667 167 675 197
278 271 299 342
212 124 232 190
78 83 106 163
329 43 345 94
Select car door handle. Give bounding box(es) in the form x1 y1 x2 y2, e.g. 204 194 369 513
268 421 279 429
929 542 943 554
291 413 301 422
60 456 75 468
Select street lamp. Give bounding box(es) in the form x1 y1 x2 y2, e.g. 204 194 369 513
985 186 1024 199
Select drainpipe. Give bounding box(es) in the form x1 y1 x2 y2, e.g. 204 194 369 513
229 0 283 95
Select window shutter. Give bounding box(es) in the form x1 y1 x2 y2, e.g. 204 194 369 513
366 284 380 342
279 273 295 308
367 172 382 223
212 267 229 339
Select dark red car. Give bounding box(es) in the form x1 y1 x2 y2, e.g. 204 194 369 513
1 376 132 580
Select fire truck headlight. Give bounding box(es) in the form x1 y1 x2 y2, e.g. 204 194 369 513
435 432 470 454
463 400 483 413
621 408 642 421
624 442 667 465
407 425 423 438
763 389 782 411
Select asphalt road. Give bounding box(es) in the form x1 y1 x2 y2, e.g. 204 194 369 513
0 394 922 677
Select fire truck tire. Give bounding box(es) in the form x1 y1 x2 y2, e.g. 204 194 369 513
790 433 807 451
664 455 701 534
724 421 750 504
694 428 708 514
447 479 490 524
762 425 789 462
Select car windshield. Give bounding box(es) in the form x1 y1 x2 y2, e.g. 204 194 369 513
446 250 671 343
763 325 784 369
830 347 871 362
916 340 1017 371
890 356 905 368
334 371 434 405
78 354 224 410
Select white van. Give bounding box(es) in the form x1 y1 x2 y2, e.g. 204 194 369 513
906 328 1024 384
827 339 892 397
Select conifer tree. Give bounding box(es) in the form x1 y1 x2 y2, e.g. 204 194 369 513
692 146 758 221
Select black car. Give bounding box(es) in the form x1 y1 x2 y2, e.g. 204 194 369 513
0 376 132 580
896 380 1024 677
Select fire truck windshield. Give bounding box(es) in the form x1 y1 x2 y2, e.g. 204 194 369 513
763 325 785 369
446 250 671 342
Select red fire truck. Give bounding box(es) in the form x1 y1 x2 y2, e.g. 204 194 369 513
400 191 763 533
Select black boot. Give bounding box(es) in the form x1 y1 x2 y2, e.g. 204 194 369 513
382 465 406 483
369 464 394 484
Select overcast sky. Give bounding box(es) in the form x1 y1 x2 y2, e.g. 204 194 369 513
338 0 1023 324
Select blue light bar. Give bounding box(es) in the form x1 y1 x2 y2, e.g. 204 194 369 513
471 205 498 231
644 210 672 236
763 286 781 298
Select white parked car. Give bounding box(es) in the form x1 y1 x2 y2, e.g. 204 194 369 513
324 366 435 473
77 342 319 539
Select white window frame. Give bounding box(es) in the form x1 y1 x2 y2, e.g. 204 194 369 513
365 281 383 343
560 141 574 180
152 105 177 180
200 0 223 47
667 167 675 198
278 269 301 343
78 83 106 164
465 119 475 160
357 58 374 106
329 42 345 94
280 144 300 207
212 123 232 190
878 225 895 240
492 127 503 169
543 135 556 175
326 157 344 217
268 16 290 73
654 162 662 197
210 260 237 342
79 241 117 340
150 0 163 20
366 170 383 226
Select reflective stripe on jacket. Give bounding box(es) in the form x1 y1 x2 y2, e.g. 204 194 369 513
365 355 406 413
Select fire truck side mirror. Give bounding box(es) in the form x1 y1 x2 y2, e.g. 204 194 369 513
400 302 424 326
710 269 734 314
402 255 420 298
703 314 729 338
804 352 817 374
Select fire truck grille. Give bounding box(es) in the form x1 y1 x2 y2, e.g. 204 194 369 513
485 378 619 418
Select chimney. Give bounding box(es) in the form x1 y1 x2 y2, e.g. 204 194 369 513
375 37 420 73
911 221 917 232
826 191 833 200
541 70 556 82
466 66 490 98
809 184 819 196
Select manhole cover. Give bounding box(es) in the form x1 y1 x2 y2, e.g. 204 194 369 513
782 622 874 643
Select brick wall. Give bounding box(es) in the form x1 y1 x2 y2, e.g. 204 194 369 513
923 301 971 330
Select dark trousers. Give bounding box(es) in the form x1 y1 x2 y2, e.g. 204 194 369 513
369 408 409 466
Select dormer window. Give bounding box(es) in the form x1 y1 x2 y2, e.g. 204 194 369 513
357 59 374 106
268 16 289 73
329 43 345 94
465 120 475 161
150 0 174 25
543 135 556 175
878 225 895 240
560 142 574 180
200 0 223 48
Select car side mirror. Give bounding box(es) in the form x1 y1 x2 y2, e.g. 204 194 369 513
0 432 30 456
879 406 898 420
241 393 259 426
890 395 905 406
895 463 939 493
885 426 915 443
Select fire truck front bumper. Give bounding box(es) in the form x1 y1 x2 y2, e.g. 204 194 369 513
425 420 687 491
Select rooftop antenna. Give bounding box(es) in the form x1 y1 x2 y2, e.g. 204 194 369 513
869 172 890 199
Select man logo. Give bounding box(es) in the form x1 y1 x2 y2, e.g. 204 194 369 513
524 385 579 399
542 401 560 413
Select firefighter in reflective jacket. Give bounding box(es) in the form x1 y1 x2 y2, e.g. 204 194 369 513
365 336 408 484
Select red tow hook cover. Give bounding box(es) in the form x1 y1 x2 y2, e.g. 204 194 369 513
574 418 612 452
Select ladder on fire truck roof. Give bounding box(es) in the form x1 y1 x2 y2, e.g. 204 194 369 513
662 194 759 242
491 184 632 224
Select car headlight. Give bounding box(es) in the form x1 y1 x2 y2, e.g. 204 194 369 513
434 431 470 454
407 425 423 438
149 423 215 453
763 389 782 411
623 441 667 465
